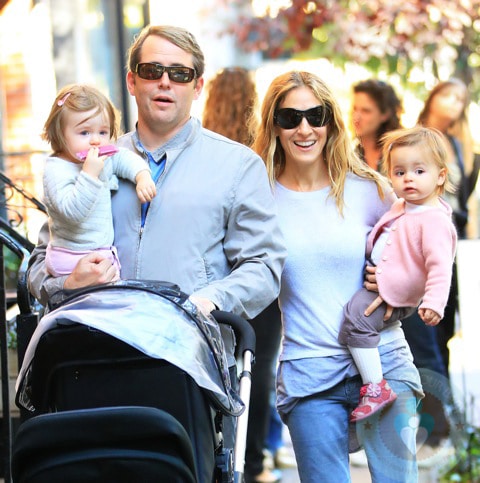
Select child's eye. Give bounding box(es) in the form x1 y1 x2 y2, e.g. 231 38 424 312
80 130 90 136
394 170 404 177
99 130 109 136
415 169 425 175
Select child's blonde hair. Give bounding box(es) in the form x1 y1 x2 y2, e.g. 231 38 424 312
381 126 454 195
42 84 120 155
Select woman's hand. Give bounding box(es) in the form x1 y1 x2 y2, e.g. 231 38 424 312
363 265 378 292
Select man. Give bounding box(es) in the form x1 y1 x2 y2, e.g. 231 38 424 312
29 24 285 318
27 25 286 447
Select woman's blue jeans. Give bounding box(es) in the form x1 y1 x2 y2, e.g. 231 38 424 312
286 376 418 482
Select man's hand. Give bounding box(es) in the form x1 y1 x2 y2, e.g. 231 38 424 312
189 296 216 316
418 308 441 326
63 252 119 290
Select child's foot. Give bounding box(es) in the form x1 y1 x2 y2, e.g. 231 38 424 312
350 379 397 422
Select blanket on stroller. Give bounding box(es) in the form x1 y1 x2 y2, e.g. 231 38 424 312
16 280 244 417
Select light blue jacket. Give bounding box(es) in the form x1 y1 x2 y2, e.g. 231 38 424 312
28 118 286 321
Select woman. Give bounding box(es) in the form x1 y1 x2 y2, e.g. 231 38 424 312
351 79 402 171
252 70 423 482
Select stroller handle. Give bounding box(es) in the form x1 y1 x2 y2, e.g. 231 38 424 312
211 310 256 357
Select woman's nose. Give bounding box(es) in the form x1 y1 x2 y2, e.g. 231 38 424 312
297 117 313 133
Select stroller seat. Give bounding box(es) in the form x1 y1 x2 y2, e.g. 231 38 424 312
11 406 197 483
22 322 219 482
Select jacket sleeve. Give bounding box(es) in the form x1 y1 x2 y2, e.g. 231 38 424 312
43 162 103 224
191 152 287 320
27 221 67 307
419 214 457 317
110 149 150 183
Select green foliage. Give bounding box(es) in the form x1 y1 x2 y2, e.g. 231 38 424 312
4 245 21 290
7 317 17 350
3 246 22 349
440 424 480 482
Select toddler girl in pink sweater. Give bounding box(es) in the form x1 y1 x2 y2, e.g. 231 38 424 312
339 126 457 422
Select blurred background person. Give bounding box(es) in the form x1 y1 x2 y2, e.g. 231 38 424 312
417 78 476 241
202 66 258 146
203 67 285 483
351 79 403 171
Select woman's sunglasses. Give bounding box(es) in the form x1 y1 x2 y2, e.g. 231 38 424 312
135 63 196 83
274 105 332 129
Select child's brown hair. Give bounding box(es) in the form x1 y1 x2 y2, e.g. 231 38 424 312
42 84 120 155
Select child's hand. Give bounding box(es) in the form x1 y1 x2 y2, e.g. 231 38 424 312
418 308 441 326
135 170 156 203
364 296 394 321
82 147 106 179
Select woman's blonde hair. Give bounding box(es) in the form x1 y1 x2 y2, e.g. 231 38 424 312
381 126 454 195
42 84 120 155
252 70 387 213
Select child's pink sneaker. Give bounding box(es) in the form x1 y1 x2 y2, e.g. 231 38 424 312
350 379 397 423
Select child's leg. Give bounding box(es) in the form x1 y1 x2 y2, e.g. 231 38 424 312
348 346 383 384
340 288 398 422
339 287 386 347
349 345 397 423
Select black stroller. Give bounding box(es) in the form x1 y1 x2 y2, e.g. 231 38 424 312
12 280 255 483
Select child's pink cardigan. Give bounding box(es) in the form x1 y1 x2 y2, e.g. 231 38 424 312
367 198 457 318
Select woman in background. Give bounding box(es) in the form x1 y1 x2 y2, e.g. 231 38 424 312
203 66 258 146
351 79 403 171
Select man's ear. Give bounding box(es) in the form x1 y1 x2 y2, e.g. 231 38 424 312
193 76 204 100
126 71 135 96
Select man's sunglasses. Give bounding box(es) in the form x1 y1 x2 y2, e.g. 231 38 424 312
274 105 332 129
135 63 196 83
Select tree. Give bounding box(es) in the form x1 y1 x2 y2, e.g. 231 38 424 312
214 0 480 97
